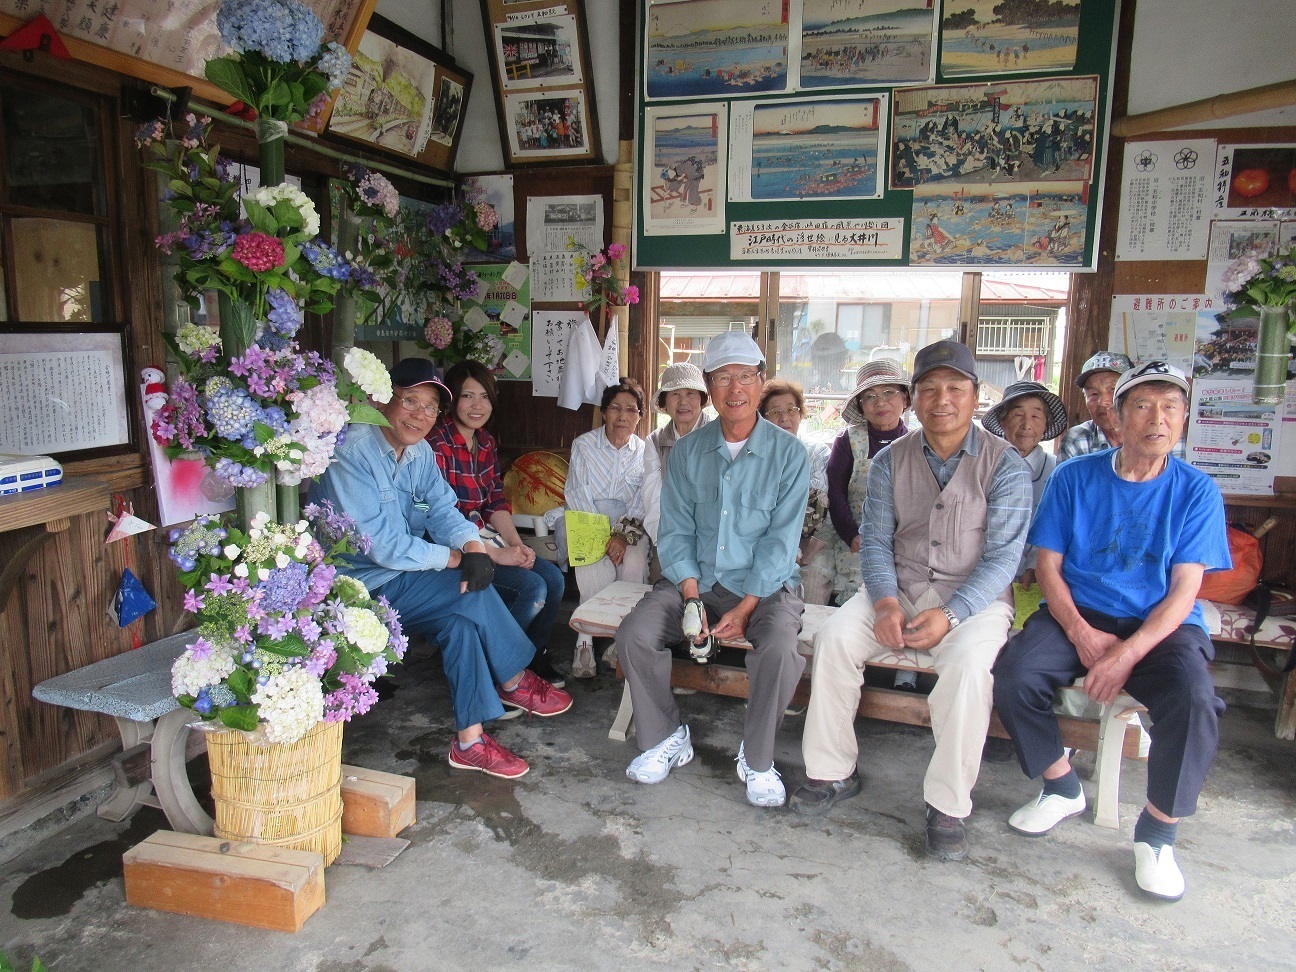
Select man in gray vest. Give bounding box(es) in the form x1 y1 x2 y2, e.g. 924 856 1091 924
791 341 1032 862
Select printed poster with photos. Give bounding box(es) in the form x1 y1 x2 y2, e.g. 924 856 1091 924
1213 143 1296 219
727 93 888 203
1186 378 1282 495
462 264 532 381
494 13 584 91
1105 294 1216 376
643 103 728 236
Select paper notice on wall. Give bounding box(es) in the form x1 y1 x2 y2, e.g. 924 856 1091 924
1106 294 1213 373
1115 139 1214 261
730 218 905 260
526 195 603 254
1213 143 1296 219
1204 220 1280 300
1186 378 1282 495
599 320 620 389
530 250 582 302
532 310 587 398
0 346 129 454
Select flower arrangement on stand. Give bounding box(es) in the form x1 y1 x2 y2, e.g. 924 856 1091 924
329 164 405 362
1220 243 1296 404
566 238 640 332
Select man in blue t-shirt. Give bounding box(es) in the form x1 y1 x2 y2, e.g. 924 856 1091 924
992 361 1229 903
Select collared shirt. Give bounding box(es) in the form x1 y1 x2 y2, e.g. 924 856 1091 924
426 421 509 527
565 425 646 526
643 414 712 544
1057 419 1109 461
309 423 480 591
659 417 809 598
860 427 1033 620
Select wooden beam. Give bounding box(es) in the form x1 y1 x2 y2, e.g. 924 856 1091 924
1112 79 1296 138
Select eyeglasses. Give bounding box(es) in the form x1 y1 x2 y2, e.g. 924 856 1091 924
604 404 640 415
397 395 440 416
766 406 801 420
709 370 761 387
861 388 903 406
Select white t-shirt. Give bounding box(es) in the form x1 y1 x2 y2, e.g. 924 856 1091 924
725 437 748 460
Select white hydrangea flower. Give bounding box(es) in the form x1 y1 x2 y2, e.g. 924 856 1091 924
252 667 324 745
250 183 320 238
171 640 237 698
223 543 242 559
331 575 370 602
342 606 389 656
176 323 221 357
343 347 393 403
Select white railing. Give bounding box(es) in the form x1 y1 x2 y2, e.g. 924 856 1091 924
977 316 1051 356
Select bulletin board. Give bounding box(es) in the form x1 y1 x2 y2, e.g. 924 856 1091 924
634 0 1121 271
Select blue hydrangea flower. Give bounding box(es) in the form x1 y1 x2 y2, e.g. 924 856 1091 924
217 0 324 63
205 386 262 440
258 561 311 613
316 41 352 89
301 241 353 280
266 287 303 336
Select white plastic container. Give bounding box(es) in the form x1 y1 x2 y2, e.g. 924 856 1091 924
0 454 63 495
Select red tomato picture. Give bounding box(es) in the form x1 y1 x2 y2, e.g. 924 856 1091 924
1232 168 1270 198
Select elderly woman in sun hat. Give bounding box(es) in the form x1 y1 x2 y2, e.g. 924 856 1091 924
642 362 711 547
805 359 912 606
982 379 1069 584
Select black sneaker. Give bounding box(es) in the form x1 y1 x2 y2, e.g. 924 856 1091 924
530 650 566 689
789 771 862 816
924 804 969 861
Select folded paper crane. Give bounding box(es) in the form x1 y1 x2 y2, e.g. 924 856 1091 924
0 14 71 60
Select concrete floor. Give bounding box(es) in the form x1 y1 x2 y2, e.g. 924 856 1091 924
2 591 1295 972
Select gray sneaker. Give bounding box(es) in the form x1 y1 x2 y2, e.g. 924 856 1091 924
789 771 862 816
924 804 969 861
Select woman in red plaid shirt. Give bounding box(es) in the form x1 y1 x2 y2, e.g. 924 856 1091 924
428 362 568 686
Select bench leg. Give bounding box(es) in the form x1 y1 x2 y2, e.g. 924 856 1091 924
97 717 163 822
149 708 214 836
608 681 635 743
1093 702 1134 830
1277 670 1296 741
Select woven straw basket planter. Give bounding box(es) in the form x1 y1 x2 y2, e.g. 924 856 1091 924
206 720 344 865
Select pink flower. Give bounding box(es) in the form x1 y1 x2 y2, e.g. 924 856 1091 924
623 285 640 304
231 232 284 273
424 316 454 350
607 242 627 260
182 590 205 613
589 252 607 270
474 202 499 231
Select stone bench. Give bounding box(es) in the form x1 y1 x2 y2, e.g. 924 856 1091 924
570 581 1147 829
32 632 214 835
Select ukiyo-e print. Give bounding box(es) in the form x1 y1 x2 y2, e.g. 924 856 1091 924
890 75 1097 190
798 0 937 89
728 94 888 202
909 181 1088 266
644 0 790 100
643 103 728 236
939 0 1080 79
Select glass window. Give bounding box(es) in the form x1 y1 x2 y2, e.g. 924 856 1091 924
2 88 103 215
9 218 104 322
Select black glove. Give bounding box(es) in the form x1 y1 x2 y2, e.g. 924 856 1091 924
458 551 495 592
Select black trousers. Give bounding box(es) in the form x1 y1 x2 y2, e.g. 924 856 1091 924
992 607 1224 818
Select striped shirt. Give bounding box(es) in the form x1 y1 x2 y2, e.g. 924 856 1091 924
860 427 1033 621
565 426 646 528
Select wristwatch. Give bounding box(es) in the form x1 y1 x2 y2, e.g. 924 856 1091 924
939 604 961 629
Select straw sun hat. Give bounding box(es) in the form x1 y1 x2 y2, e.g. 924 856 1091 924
841 360 910 426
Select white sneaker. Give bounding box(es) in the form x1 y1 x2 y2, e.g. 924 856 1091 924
1134 842 1185 901
1008 790 1087 835
735 742 786 807
571 635 596 679
626 725 693 784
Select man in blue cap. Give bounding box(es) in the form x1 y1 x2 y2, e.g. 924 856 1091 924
618 330 810 807
313 358 572 781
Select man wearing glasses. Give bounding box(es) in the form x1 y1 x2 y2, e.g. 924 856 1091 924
791 341 1031 863
312 359 572 782
619 331 810 807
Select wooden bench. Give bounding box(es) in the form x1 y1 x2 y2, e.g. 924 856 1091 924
571 581 1147 829
1201 600 1295 739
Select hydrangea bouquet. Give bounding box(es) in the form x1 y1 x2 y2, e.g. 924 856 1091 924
1221 243 1296 316
566 239 640 319
168 503 406 744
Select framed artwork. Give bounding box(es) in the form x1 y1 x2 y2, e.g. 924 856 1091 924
325 14 472 172
480 0 600 166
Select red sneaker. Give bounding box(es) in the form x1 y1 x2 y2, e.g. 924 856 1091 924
497 669 573 717
448 733 529 779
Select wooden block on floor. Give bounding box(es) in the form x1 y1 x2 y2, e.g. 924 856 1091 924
122 831 325 933
340 764 415 838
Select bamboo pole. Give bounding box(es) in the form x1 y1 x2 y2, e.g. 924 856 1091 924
1111 79 1296 138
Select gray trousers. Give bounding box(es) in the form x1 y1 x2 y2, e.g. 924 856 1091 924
618 579 806 772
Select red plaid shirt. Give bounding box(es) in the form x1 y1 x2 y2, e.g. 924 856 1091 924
426 420 511 527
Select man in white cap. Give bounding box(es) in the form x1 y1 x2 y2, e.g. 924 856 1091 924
1057 351 1132 461
993 361 1229 901
791 340 1032 863
642 362 711 546
618 330 810 807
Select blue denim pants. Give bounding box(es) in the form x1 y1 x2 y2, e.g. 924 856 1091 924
490 557 566 652
378 568 535 731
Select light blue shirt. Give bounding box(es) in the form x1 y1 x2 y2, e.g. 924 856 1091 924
659 416 809 599
310 423 481 591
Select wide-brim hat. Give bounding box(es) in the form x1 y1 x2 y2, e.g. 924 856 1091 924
1113 360 1191 400
1075 350 1133 389
701 330 764 373
983 381 1069 441
655 362 708 410
841 359 910 426
389 357 452 405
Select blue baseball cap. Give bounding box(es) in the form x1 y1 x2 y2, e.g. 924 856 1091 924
389 358 452 405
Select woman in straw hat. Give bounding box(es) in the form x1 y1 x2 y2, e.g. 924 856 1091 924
642 362 711 547
808 360 912 606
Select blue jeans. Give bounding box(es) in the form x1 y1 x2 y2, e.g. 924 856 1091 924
490 558 566 652
378 568 535 731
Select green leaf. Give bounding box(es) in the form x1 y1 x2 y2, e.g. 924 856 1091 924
252 421 277 445
227 667 255 702
219 705 260 731
204 57 256 105
272 198 304 229
348 402 391 427
225 297 258 350
280 241 301 269
266 78 292 108
258 632 310 658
